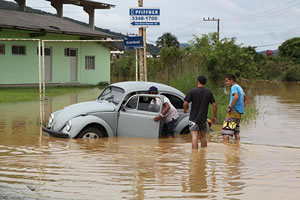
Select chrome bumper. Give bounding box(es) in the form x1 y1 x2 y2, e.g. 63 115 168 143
42 126 70 138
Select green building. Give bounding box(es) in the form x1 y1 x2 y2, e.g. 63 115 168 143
0 0 115 86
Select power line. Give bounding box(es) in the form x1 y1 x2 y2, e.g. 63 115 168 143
252 42 283 48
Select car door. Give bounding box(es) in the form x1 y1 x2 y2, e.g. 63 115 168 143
117 94 163 138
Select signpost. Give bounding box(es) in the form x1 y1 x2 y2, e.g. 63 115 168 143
124 36 143 81
123 36 143 50
129 6 160 81
129 8 160 28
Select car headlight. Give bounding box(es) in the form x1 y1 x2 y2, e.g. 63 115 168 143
66 121 72 132
49 114 54 126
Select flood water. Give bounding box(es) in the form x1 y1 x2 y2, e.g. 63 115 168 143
0 81 300 200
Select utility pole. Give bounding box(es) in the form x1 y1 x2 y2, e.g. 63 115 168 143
138 0 146 81
203 17 220 41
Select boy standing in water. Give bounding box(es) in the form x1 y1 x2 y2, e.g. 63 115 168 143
222 74 248 142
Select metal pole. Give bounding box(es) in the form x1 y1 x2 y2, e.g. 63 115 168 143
136 48 138 81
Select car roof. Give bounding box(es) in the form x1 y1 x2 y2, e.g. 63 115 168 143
110 81 185 97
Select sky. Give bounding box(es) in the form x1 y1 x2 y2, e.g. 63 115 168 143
5 0 300 51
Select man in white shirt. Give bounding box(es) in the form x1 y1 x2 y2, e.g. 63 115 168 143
147 86 179 138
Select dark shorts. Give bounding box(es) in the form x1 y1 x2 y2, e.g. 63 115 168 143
222 108 242 137
189 121 207 132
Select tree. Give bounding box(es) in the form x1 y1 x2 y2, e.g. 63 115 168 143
156 33 180 49
278 37 300 63
189 33 259 81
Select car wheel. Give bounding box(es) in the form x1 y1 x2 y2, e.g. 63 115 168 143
180 126 190 134
77 127 105 139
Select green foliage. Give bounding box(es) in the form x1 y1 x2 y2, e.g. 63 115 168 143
259 61 286 80
278 37 300 63
156 32 180 49
283 64 300 81
189 33 260 81
111 50 136 80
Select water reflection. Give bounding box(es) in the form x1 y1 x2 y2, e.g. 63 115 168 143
187 149 209 198
1 82 300 199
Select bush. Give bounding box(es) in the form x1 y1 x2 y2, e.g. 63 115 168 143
283 65 300 81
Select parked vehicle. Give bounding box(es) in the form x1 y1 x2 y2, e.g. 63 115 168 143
42 81 190 139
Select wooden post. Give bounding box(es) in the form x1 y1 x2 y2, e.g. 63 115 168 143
143 28 147 81
138 0 144 81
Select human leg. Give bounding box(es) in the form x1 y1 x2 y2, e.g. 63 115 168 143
223 135 230 143
199 130 207 147
166 118 178 138
234 124 241 142
191 131 199 149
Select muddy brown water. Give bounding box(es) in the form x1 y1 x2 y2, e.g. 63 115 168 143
0 81 300 200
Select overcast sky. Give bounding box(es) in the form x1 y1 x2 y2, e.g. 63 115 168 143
6 0 300 51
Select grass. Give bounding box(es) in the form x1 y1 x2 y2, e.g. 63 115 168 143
0 87 95 104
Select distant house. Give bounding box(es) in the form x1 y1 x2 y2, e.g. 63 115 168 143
0 0 116 86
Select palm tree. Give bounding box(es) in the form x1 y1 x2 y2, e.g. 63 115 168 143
155 33 180 49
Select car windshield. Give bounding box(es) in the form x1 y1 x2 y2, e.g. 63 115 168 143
98 86 125 105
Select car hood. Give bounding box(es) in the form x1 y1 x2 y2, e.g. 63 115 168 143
52 101 116 131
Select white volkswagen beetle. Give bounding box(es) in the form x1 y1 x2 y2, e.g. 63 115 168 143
43 81 191 139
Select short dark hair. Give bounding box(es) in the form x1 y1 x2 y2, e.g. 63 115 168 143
197 75 207 85
225 74 236 82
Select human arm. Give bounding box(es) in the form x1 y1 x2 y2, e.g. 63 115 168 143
211 102 217 124
183 101 189 114
228 93 239 113
244 95 248 108
154 102 170 121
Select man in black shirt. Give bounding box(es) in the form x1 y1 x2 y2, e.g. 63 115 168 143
183 75 217 149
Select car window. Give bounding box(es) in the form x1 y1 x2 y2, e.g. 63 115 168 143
125 96 138 109
124 95 161 113
98 86 125 105
161 93 184 109
138 96 161 112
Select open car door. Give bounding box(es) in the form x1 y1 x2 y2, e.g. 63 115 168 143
117 94 163 138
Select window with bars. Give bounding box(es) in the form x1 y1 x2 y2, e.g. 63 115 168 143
12 45 26 55
64 48 77 57
0 44 5 55
85 56 95 70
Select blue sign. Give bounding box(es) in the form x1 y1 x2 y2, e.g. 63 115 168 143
129 8 160 28
129 8 160 16
124 36 143 50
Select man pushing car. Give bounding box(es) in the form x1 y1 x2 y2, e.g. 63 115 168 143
147 86 179 138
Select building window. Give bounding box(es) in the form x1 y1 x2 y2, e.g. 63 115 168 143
0 44 5 55
85 56 95 70
64 48 77 57
37 47 51 56
12 45 26 55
